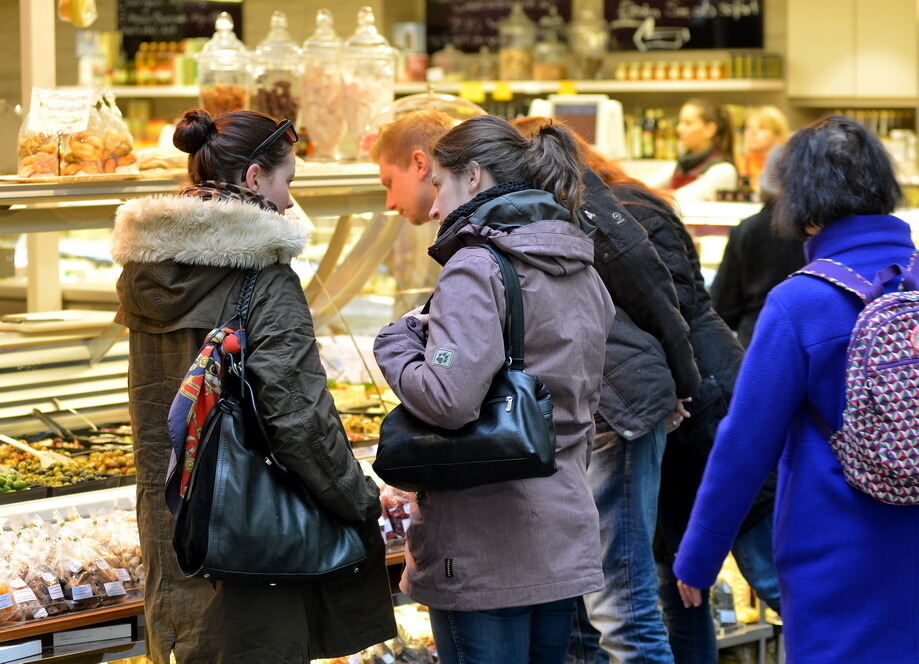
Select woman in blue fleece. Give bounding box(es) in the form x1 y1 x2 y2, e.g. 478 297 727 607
673 115 919 662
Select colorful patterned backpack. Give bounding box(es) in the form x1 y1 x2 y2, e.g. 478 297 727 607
796 253 919 505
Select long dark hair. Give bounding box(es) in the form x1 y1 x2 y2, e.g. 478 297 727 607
173 109 291 185
773 115 902 240
685 98 734 161
433 115 583 215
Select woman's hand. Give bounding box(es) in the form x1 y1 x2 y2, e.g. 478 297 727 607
677 580 703 608
400 305 429 326
665 397 693 433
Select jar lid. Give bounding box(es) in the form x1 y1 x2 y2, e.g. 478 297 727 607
344 6 391 51
499 2 536 36
198 12 249 66
254 11 302 64
304 9 342 52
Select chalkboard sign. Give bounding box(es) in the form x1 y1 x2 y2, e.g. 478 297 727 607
425 0 572 54
117 0 243 57
607 0 762 51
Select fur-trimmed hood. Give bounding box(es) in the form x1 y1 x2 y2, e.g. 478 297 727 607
111 194 307 268
113 194 307 327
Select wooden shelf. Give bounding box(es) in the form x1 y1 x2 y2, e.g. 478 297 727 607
0 600 143 643
59 80 785 100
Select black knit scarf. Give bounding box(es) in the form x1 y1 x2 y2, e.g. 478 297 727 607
676 146 720 175
436 180 532 240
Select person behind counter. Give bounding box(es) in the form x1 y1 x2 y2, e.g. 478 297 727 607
737 105 790 196
711 146 806 348
674 115 919 662
374 115 615 664
513 116 701 664
111 109 395 664
521 118 780 664
649 99 738 205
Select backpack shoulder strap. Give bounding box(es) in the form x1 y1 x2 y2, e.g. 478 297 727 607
793 259 876 304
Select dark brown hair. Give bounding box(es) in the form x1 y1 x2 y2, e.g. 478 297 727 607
433 115 583 216
173 109 292 185
773 115 901 240
684 98 734 162
512 116 675 212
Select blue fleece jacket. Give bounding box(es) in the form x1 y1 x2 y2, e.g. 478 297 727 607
674 215 919 662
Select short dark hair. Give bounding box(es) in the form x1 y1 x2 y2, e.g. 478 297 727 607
773 115 902 240
433 115 583 215
173 109 292 185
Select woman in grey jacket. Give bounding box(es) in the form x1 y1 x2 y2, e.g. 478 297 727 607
374 116 615 664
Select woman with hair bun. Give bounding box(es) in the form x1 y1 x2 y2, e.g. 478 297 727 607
112 109 395 663
374 115 615 664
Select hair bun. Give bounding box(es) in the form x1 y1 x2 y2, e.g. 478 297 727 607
173 109 215 154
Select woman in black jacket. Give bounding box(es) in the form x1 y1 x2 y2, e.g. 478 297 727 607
515 117 699 664
517 117 781 664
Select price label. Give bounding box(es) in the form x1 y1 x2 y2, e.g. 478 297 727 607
70 584 94 600
0 594 12 610
492 82 514 102
28 88 94 134
95 559 110 570
459 81 486 104
116 568 132 582
13 588 37 604
104 581 127 597
48 584 64 600
557 80 578 95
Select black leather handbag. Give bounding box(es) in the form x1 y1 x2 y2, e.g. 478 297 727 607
172 270 368 583
373 244 557 492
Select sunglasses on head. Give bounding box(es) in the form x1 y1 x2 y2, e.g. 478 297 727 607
245 119 299 168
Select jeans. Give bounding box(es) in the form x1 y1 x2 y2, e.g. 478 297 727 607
571 421 674 664
430 597 577 664
657 515 781 664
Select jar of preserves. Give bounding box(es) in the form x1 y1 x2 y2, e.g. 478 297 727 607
568 7 608 79
196 12 251 117
341 6 396 158
498 3 535 81
252 11 302 124
300 9 346 160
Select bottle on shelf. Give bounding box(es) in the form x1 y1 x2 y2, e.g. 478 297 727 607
196 12 252 117
341 6 396 158
533 6 569 81
252 11 303 124
641 109 657 159
568 6 608 80
301 9 346 161
498 3 536 81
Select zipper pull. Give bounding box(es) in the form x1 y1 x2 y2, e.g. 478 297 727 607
505 396 513 412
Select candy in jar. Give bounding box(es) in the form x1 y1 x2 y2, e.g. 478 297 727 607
300 9 347 160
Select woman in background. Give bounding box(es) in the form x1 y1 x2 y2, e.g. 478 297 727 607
650 99 738 205
737 105 789 195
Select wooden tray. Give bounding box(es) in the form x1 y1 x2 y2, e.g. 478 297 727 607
0 173 144 184
0 310 116 334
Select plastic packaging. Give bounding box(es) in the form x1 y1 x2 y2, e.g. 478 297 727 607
197 12 251 117
300 9 347 160
252 11 302 124
17 117 59 178
341 6 396 158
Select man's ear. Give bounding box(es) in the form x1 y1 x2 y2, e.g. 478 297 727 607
411 149 431 179
244 163 261 191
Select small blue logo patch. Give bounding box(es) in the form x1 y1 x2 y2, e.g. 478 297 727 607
432 349 455 368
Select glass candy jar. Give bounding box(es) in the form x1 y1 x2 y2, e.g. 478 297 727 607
196 12 251 117
341 6 396 158
300 9 346 160
569 7 609 79
252 11 302 124
498 2 535 81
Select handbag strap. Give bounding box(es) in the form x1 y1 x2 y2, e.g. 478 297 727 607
481 244 525 371
235 269 260 326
